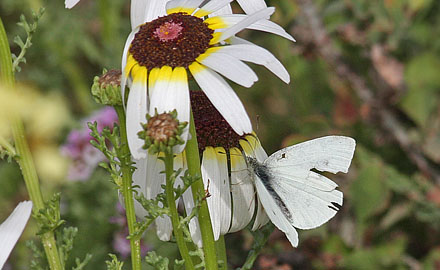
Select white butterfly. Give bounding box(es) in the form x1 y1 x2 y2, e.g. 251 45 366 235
247 136 356 247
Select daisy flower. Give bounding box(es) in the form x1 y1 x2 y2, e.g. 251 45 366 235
133 90 270 245
122 0 294 158
0 201 33 269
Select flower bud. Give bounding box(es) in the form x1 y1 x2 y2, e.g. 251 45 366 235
91 69 123 106
138 110 187 154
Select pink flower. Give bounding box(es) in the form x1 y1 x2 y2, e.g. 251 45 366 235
61 107 118 181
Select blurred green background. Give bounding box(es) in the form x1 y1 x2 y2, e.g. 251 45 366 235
1 0 440 269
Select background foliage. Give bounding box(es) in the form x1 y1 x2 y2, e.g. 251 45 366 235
1 0 440 269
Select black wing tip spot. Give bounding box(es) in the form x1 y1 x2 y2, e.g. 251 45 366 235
332 202 342 209
328 202 342 211
328 205 338 211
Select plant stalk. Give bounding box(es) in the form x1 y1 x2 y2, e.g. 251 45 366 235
0 17 63 270
185 109 219 270
216 236 227 270
164 151 195 269
114 106 142 270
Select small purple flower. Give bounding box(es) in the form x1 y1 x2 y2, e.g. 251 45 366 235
110 203 151 258
61 107 118 181
112 229 132 259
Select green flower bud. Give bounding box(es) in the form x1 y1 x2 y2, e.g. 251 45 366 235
91 69 122 106
137 110 188 155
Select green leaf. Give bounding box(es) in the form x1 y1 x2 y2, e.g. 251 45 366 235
350 147 390 223
422 248 440 270
408 0 433 12
400 53 440 126
343 237 407 269
145 251 170 270
105 254 124 270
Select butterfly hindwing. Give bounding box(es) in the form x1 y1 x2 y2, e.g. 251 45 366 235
267 168 343 229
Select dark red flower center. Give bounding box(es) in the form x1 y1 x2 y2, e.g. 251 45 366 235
190 91 247 153
129 13 214 70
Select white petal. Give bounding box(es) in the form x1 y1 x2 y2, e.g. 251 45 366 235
166 0 186 11
65 0 80 8
216 7 275 42
240 135 268 162
228 149 255 233
182 187 203 247
194 0 234 17
149 67 190 153
176 153 203 247
198 50 258 88
201 147 231 239
132 158 149 218
121 28 139 107
208 4 232 17
130 0 147 29
189 63 252 135
0 201 32 269
237 0 267 14
252 195 270 230
217 44 290 83
126 81 148 159
238 137 270 230
167 0 204 14
144 0 170 23
217 15 295 41
144 153 173 241
227 36 254 45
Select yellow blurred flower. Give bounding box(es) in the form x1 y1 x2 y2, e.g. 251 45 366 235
0 84 70 183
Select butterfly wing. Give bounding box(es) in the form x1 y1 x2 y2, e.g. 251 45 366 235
253 174 299 247
265 136 355 174
263 136 355 230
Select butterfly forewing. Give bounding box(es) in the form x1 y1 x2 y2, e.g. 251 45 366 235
253 173 300 247
264 136 356 174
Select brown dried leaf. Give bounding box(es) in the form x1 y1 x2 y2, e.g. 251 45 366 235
426 186 440 206
333 92 358 126
371 45 404 89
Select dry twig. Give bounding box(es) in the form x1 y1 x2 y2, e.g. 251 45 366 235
295 0 440 184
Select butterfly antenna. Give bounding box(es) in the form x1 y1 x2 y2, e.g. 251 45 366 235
256 114 260 132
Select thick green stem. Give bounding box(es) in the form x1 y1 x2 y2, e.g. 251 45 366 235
216 236 227 270
185 109 219 270
114 106 142 270
0 17 63 270
164 152 195 269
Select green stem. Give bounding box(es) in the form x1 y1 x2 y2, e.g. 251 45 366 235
216 236 227 270
114 106 142 270
186 109 218 270
0 17 63 270
164 152 195 270
241 223 274 270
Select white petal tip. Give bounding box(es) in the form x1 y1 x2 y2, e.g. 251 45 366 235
65 0 80 8
131 150 147 160
0 201 33 269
